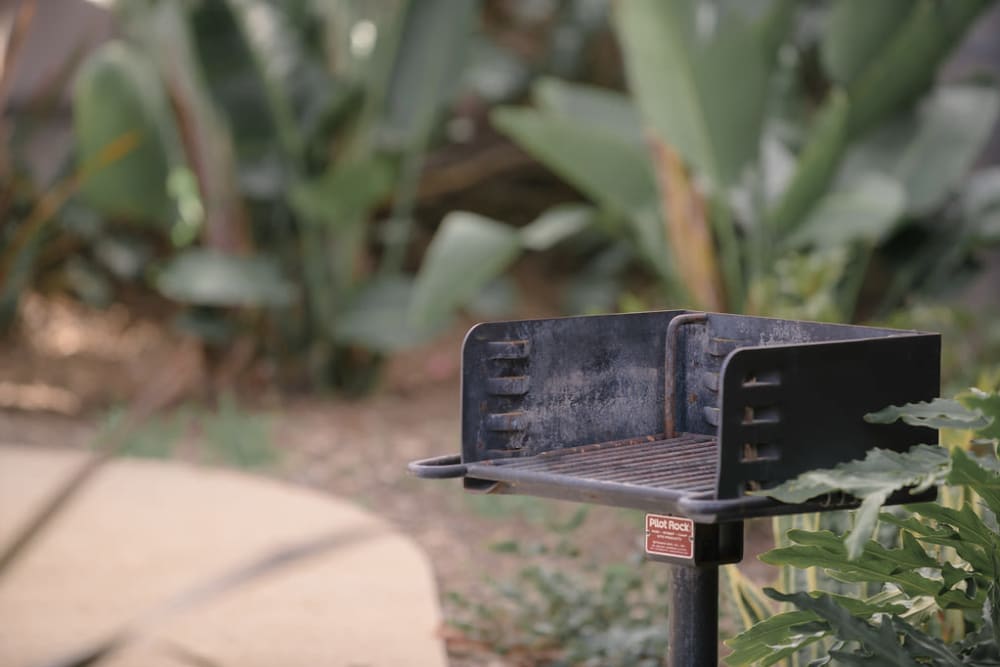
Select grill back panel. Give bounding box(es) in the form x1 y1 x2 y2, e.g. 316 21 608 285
461 311 687 461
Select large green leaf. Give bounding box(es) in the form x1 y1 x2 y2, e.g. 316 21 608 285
894 85 1000 215
974 207 1000 243
157 249 296 307
963 167 1000 243
759 392 999 562
756 445 950 559
725 593 910 666
532 78 643 144
766 590 955 666
216 0 309 161
460 35 531 104
335 276 442 352
846 0 991 137
893 618 965 667
767 90 849 235
961 388 1000 442
760 530 974 608
614 0 766 189
785 174 904 249
883 503 997 577
0 231 44 332
491 107 658 216
491 79 668 279
289 158 395 228
864 398 991 431
73 41 179 225
753 0 796 69
626 205 674 283
986 568 1000 653
724 610 827 666
837 84 1000 218
409 212 522 327
758 446 949 506
379 0 477 151
820 0 911 85
949 448 1000 520
519 204 595 252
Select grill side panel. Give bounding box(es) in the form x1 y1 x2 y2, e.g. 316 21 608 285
461 311 687 463
715 333 941 499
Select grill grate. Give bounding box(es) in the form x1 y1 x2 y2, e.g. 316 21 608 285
486 433 718 494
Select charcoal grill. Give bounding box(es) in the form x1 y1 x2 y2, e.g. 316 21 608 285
410 310 940 665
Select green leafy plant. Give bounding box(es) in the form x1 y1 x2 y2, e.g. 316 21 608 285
0 0 147 327
413 0 1000 322
1 0 479 389
726 387 1000 665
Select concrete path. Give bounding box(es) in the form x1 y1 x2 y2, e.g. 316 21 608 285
0 445 448 667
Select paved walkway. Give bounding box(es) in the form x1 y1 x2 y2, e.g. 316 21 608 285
0 445 448 667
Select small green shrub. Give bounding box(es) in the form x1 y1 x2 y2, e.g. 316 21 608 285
727 386 1000 665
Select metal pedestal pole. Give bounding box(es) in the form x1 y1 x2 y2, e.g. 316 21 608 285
667 564 719 666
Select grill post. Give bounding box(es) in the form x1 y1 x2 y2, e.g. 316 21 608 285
649 520 740 665
667 564 719 666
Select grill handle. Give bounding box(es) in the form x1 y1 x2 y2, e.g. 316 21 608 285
408 454 467 479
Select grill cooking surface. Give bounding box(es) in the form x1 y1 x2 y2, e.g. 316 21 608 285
472 433 718 496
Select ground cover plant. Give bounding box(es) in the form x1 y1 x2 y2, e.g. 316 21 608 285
445 509 673 667
727 384 1000 665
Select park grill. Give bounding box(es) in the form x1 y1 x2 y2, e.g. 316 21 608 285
410 310 940 665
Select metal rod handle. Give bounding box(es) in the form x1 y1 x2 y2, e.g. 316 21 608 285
407 454 467 479
665 312 707 437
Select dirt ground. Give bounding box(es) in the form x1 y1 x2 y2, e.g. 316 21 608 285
0 293 777 665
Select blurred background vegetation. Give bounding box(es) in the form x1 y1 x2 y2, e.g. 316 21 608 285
2 1 1000 664
3 0 1000 393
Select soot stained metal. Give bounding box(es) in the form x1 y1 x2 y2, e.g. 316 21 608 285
409 310 941 666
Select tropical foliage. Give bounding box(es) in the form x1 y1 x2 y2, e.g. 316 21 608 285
727 387 1000 665
415 0 1000 320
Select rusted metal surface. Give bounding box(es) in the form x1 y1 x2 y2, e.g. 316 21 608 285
461 311 687 461
414 309 941 519
407 308 944 667
664 312 707 438
714 333 939 498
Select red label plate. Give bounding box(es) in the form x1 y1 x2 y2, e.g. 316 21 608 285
645 513 694 559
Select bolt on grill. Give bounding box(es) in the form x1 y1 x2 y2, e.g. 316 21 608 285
410 309 941 665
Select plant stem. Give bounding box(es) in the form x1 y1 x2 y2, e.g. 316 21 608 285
839 242 874 322
0 0 36 184
378 148 424 276
745 169 772 311
712 199 743 312
224 0 304 165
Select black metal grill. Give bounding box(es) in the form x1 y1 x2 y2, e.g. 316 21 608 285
411 309 940 522
409 309 943 666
